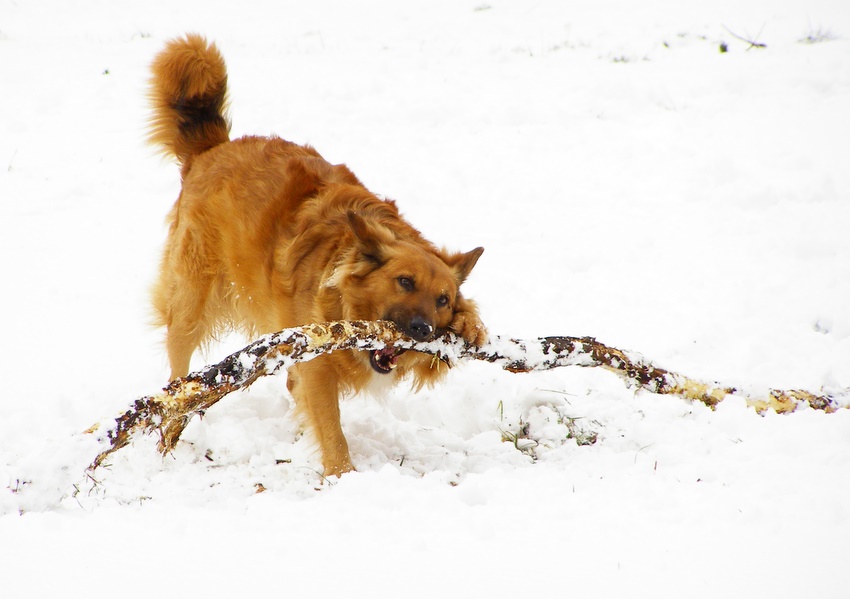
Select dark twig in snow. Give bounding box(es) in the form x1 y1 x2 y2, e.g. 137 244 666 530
723 25 768 50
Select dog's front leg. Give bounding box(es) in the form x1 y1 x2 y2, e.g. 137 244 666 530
450 296 488 346
288 359 354 477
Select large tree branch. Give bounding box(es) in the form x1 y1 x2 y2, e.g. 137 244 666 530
86 320 845 473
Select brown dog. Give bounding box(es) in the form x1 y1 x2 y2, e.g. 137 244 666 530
148 35 486 476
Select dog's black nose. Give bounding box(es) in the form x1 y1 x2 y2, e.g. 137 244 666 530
408 316 434 341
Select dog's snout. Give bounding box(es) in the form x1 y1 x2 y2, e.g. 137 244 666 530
408 316 435 341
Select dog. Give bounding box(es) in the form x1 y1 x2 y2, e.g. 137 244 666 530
148 34 487 476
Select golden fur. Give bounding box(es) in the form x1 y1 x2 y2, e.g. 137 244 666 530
148 34 486 476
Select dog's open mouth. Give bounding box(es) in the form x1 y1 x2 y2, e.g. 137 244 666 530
369 346 407 374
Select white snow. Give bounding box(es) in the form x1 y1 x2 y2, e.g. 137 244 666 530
2 0 850 596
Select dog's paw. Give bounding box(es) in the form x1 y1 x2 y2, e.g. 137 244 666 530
450 308 488 347
323 457 355 478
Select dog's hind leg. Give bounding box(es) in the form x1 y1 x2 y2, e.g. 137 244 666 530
152 221 220 381
158 273 215 381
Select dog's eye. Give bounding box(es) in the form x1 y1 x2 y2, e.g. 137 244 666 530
398 277 415 291
436 295 449 308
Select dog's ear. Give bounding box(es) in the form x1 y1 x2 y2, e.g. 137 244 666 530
347 210 392 266
447 246 484 285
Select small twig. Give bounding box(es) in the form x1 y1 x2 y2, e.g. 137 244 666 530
297 466 336 486
723 25 768 50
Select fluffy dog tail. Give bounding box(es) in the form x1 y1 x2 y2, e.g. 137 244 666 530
148 34 231 171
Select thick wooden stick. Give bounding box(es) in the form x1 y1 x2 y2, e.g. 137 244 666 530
86 320 844 472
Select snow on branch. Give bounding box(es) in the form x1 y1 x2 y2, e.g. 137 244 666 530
85 320 845 473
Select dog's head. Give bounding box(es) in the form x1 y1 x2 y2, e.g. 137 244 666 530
334 211 483 374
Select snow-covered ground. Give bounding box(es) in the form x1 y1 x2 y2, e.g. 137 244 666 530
2 1 849 596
